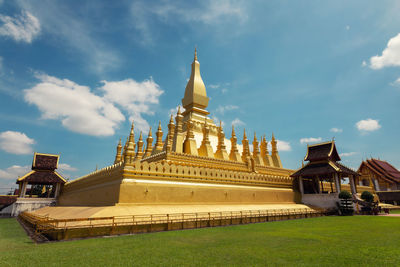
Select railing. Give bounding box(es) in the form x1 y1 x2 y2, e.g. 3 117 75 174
20 208 325 235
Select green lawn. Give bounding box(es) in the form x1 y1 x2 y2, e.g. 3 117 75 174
1 216 399 266
388 209 400 214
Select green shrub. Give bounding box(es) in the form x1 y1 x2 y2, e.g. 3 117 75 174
361 191 374 202
339 190 352 199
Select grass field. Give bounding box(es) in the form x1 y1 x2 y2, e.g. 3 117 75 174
1 216 399 266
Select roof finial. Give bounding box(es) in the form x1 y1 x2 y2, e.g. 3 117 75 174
194 47 197 61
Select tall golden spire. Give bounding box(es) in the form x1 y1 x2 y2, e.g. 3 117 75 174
229 125 242 162
114 138 122 164
241 129 251 163
172 106 184 153
260 135 271 166
152 121 164 154
215 121 229 160
270 133 282 168
135 131 144 161
164 114 175 152
143 127 153 158
198 119 214 158
252 133 263 165
124 121 136 164
183 116 198 155
181 48 209 120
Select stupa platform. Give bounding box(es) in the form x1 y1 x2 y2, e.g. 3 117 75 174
20 203 325 240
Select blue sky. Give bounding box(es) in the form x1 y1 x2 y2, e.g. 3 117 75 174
1 0 400 192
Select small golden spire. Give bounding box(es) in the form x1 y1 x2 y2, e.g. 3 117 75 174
165 115 175 152
229 125 241 162
242 128 250 162
215 120 228 160
143 127 153 158
194 47 197 61
114 138 122 164
135 131 144 160
124 121 136 164
177 106 182 115
152 121 164 154
271 133 277 155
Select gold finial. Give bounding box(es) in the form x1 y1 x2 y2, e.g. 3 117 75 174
138 131 143 141
130 121 134 133
254 132 257 141
194 47 197 61
169 114 174 124
158 121 162 131
148 126 152 137
177 106 181 115
243 129 247 139
118 138 121 146
232 125 236 137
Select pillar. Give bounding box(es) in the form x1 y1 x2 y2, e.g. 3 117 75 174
374 179 380 191
349 175 357 195
54 183 61 198
299 176 304 195
334 173 341 193
20 181 28 198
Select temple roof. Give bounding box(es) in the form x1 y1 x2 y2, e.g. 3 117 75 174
17 170 66 185
359 158 400 183
32 152 59 171
304 141 341 162
291 161 358 178
16 152 66 185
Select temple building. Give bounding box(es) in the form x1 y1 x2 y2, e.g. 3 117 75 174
291 141 368 209
357 158 400 205
0 153 66 217
357 158 400 191
21 50 332 240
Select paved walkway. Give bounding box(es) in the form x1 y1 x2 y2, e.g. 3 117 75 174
378 213 400 217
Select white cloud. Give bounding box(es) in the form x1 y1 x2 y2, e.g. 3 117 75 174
300 137 322 144
0 131 35 155
267 139 291 152
356 118 381 132
277 140 291 151
390 77 400 87
361 60 367 67
0 165 30 180
215 105 238 114
131 0 247 44
0 56 3 75
345 25 350 30
58 163 77 172
24 73 125 136
370 33 400 69
208 83 230 94
209 84 220 89
16 1 119 73
24 73 164 135
211 116 225 127
168 105 181 117
0 11 40 43
231 118 245 127
340 152 358 157
330 128 343 133
101 78 164 132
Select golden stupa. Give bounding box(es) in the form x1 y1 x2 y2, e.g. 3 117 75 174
23 50 321 240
